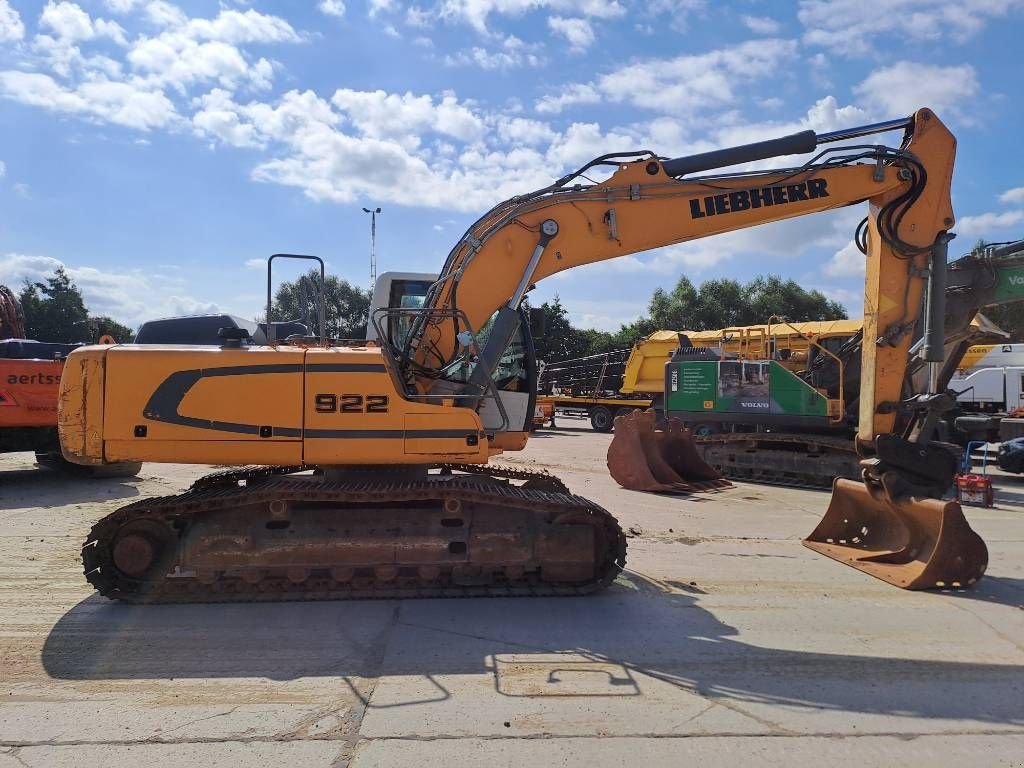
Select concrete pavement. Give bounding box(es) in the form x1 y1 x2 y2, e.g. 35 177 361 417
1 419 1021 766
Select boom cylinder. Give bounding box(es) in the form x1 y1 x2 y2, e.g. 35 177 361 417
922 234 951 391
661 130 817 177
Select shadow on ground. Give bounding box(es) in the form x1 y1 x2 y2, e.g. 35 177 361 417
946 575 1024 607
41 573 1024 725
0 467 141 507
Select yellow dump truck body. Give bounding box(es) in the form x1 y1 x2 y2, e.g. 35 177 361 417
620 320 864 395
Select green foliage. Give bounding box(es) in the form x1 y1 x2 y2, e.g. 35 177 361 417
19 267 89 343
89 316 136 342
530 273 848 363
524 296 592 363
272 268 372 340
644 274 846 332
17 268 136 343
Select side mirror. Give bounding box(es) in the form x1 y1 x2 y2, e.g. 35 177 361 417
528 307 546 339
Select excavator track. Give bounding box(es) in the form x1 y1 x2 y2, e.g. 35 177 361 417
694 433 860 489
83 469 626 603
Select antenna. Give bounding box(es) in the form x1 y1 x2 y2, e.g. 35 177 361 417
362 206 382 288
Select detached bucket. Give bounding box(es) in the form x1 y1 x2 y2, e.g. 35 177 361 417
607 409 731 493
804 478 988 589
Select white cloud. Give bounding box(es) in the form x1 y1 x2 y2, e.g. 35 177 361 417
245 258 266 270
444 34 542 69
824 240 864 277
956 210 1024 237
799 0 1024 56
188 87 549 211
0 160 5 178
599 38 797 115
0 70 179 130
0 252 224 326
563 297 647 331
31 2 130 77
439 0 625 33
711 95 868 152
536 39 798 117
406 5 433 26
192 88 264 148
144 1 187 28
496 116 556 145
535 83 600 114
13 183 30 199
179 9 301 45
331 89 485 144
0 0 23 41
1000 187 1024 204
40 1 127 46
741 14 780 34
0 3 302 134
319 0 346 18
548 16 594 51
854 62 978 121
369 0 397 16
126 8 300 93
104 0 141 11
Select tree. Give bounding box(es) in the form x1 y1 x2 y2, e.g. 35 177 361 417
743 275 847 325
524 296 592 362
638 274 846 333
19 267 90 342
89 315 136 342
272 268 372 340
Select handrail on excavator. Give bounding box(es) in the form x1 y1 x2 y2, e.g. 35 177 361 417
767 314 846 424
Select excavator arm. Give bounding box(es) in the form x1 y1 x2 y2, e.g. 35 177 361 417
398 110 954 458
60 108 986 602
390 108 984 589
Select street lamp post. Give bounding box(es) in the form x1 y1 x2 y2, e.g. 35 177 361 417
362 206 382 288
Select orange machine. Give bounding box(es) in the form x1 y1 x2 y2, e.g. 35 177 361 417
0 352 64 452
61 109 986 602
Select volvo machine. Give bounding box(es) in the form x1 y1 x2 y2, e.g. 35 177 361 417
60 108 988 600
607 239 1024 487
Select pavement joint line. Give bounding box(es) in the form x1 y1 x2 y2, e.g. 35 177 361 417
344 603 402 767
158 706 240 735
5 729 1024 748
945 599 1024 652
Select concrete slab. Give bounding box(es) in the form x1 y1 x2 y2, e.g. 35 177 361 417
1 422 1022 767
4 742 345 767
350 734 1024 768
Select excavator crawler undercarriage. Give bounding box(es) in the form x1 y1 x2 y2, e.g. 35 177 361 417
83 465 627 603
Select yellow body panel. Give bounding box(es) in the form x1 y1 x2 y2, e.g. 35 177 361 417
621 321 865 395
60 343 495 466
57 346 107 465
59 108 957 470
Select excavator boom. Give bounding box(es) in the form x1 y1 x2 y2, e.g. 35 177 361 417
61 108 986 601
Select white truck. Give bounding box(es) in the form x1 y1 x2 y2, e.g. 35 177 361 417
949 366 1024 413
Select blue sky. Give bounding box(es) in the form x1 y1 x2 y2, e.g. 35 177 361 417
1 0 1023 331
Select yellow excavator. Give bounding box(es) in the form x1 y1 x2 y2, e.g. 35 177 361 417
60 107 988 602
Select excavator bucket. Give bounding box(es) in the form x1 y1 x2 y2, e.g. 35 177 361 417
804 478 988 589
607 409 731 493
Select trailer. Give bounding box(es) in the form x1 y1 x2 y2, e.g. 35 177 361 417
537 350 651 431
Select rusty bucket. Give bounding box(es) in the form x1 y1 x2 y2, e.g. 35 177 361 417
607 409 731 493
804 478 988 589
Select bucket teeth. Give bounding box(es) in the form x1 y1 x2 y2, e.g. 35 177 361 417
804 478 988 590
606 409 730 494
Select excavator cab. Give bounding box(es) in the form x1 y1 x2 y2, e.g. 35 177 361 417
62 108 991 602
